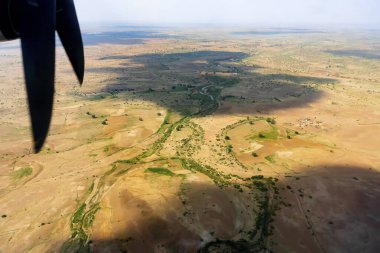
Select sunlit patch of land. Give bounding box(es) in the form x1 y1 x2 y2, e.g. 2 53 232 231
0 27 379 253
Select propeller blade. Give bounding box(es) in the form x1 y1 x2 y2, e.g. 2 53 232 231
19 0 56 153
56 0 84 84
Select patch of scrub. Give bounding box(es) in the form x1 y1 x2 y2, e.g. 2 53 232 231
264 155 276 163
145 167 175 177
11 167 32 179
285 128 300 138
249 124 279 141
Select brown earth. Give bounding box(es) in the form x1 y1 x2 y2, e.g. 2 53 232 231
0 27 379 252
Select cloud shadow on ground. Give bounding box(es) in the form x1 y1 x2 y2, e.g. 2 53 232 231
85 50 336 117
53 164 379 253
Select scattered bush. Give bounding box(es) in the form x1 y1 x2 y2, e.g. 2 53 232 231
266 117 276 124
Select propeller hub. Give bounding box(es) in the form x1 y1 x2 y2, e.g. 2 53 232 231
0 0 20 40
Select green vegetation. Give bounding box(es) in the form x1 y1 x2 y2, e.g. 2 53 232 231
89 94 106 100
205 74 240 87
178 158 231 188
285 128 300 138
175 121 204 157
64 112 279 251
103 145 110 153
251 175 264 180
102 145 122 156
264 155 275 163
189 92 219 116
69 201 101 244
145 167 175 177
157 110 172 133
63 200 100 253
226 144 233 153
87 181 95 195
252 181 268 192
266 117 276 124
255 196 274 238
11 167 32 179
72 203 86 225
63 57 286 251
250 125 279 141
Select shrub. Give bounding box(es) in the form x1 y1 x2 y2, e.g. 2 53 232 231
266 117 276 124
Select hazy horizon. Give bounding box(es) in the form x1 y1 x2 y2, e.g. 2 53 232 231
75 0 380 27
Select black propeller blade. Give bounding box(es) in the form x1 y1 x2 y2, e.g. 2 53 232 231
56 0 84 84
19 0 56 153
15 0 84 153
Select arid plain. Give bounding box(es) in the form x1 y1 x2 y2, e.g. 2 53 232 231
0 27 379 253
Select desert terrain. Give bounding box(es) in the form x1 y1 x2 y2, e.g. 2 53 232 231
0 26 379 252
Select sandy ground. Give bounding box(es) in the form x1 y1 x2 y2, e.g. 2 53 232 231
0 27 379 252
